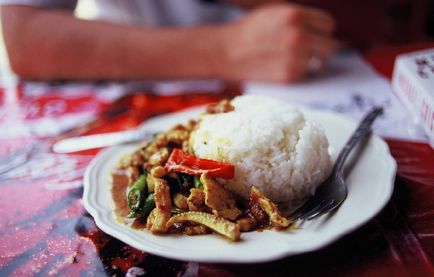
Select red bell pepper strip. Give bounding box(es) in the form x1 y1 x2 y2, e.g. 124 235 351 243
164 148 234 179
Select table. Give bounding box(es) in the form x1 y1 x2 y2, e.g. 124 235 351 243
1 43 433 276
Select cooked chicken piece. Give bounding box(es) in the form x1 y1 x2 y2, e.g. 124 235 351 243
181 140 190 153
146 208 157 229
236 217 257 232
149 147 170 166
187 188 207 212
250 186 291 228
173 192 189 210
127 166 140 183
146 174 156 193
166 211 240 241
150 166 166 178
166 128 190 146
186 119 197 131
184 225 210 236
118 152 140 167
201 173 241 221
213 208 241 222
130 151 146 166
119 154 132 168
147 178 172 233
247 202 268 225
154 133 168 147
111 168 131 217
206 99 234 114
144 143 159 156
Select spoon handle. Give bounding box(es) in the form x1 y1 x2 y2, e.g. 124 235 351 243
331 107 384 179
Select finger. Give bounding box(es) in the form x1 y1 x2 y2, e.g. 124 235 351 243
298 28 338 57
310 35 338 58
285 49 311 77
302 7 335 35
286 28 338 58
286 35 334 74
286 6 335 35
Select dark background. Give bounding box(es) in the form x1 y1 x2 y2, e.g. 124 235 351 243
291 0 432 48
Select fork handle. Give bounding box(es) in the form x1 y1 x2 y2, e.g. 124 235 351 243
331 106 384 179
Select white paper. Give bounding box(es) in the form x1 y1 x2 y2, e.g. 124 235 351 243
244 50 428 142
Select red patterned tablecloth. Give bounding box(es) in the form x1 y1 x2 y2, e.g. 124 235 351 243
0 44 433 276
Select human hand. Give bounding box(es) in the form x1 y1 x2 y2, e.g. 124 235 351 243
220 4 337 83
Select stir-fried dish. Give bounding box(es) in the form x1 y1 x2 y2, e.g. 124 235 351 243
110 100 295 241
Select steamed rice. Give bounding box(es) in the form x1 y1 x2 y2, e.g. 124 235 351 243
190 95 331 207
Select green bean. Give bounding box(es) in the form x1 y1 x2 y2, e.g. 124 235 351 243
127 211 137 218
137 193 155 217
128 194 155 219
127 175 147 212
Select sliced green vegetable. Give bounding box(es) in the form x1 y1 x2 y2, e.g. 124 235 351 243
193 176 203 189
127 211 137 218
129 193 156 218
138 193 156 217
127 175 147 212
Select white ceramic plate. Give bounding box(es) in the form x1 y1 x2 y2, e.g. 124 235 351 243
83 106 396 263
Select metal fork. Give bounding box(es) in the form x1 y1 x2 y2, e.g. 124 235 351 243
290 106 384 221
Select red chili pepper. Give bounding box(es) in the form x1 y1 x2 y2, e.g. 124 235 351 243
164 148 234 179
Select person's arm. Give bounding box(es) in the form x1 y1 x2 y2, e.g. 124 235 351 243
0 4 336 82
226 0 284 9
1 5 229 80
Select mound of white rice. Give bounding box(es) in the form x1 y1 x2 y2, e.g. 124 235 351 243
190 95 331 207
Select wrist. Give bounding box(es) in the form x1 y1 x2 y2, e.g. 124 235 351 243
213 22 241 81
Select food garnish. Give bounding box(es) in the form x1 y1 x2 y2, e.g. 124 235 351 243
164 148 234 179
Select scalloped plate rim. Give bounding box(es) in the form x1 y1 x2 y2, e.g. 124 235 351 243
83 106 396 263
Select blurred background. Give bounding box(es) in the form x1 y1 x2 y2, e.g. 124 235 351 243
0 0 433 81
